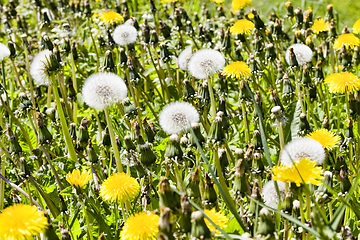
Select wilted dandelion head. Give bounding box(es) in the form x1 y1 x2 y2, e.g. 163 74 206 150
311 18 329 34
232 0 251 13
82 72 127 110
285 44 313 66
98 11 124 24
272 158 324 187
280 137 325 166
113 24 138 46
159 101 199 135
203 209 228 233
261 180 286 209
30 49 52 86
66 169 91 188
0 204 48 239
222 61 252 79
0 42 10 61
120 212 159 240
353 19 360 34
333 33 360 50
178 46 192 71
100 172 140 203
230 19 254 35
188 49 225 79
325 72 360 94
307 129 341 149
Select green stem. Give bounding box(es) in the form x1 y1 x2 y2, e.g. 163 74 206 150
241 101 251 143
278 121 285 150
84 206 94 240
104 108 123 173
0 153 5 210
70 53 78 124
50 74 78 162
208 77 217 119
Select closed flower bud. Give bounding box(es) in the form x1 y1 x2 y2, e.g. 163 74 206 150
87 140 98 164
7 40 16 58
142 20 151 44
160 43 172 63
346 118 354 139
159 177 180 212
182 79 196 100
281 192 293 214
249 180 261 214
298 113 312 136
124 135 136 151
159 207 174 240
207 114 225 145
66 77 76 101
340 165 351 193
77 118 90 149
103 50 116 73
19 92 33 112
36 112 53 145
159 20 171 39
191 211 211 240
186 168 201 202
165 134 183 161
180 194 192 233
203 174 217 210
257 208 275 237
7 125 22 155
251 8 265 30
315 171 333 204
130 150 145 178
140 143 156 167
143 117 155 143
123 97 138 119
69 123 77 142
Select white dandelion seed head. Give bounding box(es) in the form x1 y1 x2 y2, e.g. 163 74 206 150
188 49 225 79
0 42 10 61
261 180 286 209
285 43 313 66
159 101 200 135
30 50 52 86
82 72 127 110
113 24 138 46
178 46 192 71
293 200 300 208
280 137 325 166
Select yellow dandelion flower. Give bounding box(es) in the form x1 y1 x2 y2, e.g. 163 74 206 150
333 33 360 50
120 212 159 240
160 0 178 3
230 19 254 35
272 158 323 187
66 169 91 188
98 11 124 24
222 61 252 80
232 0 251 13
0 204 48 240
248 12 254 19
285 1 292 8
307 129 340 149
353 19 360 34
204 209 228 233
311 19 329 34
324 72 360 94
100 172 140 203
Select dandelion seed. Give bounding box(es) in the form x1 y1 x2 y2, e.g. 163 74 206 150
188 49 225 79
272 158 324 187
280 137 325 165
333 33 360 50
178 46 192 71
353 19 360 34
113 24 138 46
285 44 313 66
230 19 254 35
30 50 52 86
0 42 10 61
203 209 228 233
120 212 159 240
325 72 360 94
0 204 48 239
261 180 286 209
311 18 329 34
82 72 127 110
159 101 200 135
100 172 140 203
307 129 340 149
222 61 252 79
66 169 92 188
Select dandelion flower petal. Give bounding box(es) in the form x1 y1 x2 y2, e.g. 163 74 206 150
307 129 340 149
230 19 254 35
353 19 360 34
333 33 360 50
66 169 92 188
204 209 228 233
325 72 360 94
311 18 329 34
222 61 252 79
120 212 159 240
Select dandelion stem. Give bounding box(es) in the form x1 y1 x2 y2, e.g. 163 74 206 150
104 108 123 173
208 77 217 119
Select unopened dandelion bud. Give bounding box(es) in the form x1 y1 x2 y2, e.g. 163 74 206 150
288 47 299 67
315 171 333 204
234 148 244 159
174 9 183 30
281 192 293 214
103 50 116 73
69 123 77 142
123 97 138 118
143 117 155 143
325 4 334 22
218 148 229 174
257 208 275 237
148 29 158 46
247 54 258 72
101 126 111 148
97 35 106 49
335 155 348 173
346 118 354 139
222 27 231 53
251 8 265 30
43 212 60 240
203 174 218 210
315 60 324 81
282 75 294 101
270 89 284 112
77 118 90 149
249 180 261 214
7 40 16 58
186 168 201 202
66 77 76 101
302 63 312 86
7 125 22 155
36 112 53 145
130 150 145 178
180 194 192 233
297 113 312 136
182 79 195 100
140 143 157 167
46 107 56 122
340 165 351 193
329 19 337 39
87 140 98 164
251 130 263 150
285 1 294 18
71 41 79 61
158 207 173 239
265 43 276 61
159 20 171 39
59 222 70 240
165 134 183 161
190 211 211 240
18 157 30 180
142 20 151 44
59 194 67 213
118 48 127 66
124 135 136 151
233 159 249 197
160 43 172 63
292 200 301 219
106 29 115 48
159 177 180 212
199 80 210 107
19 92 33 112
207 115 225 145
128 61 142 86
